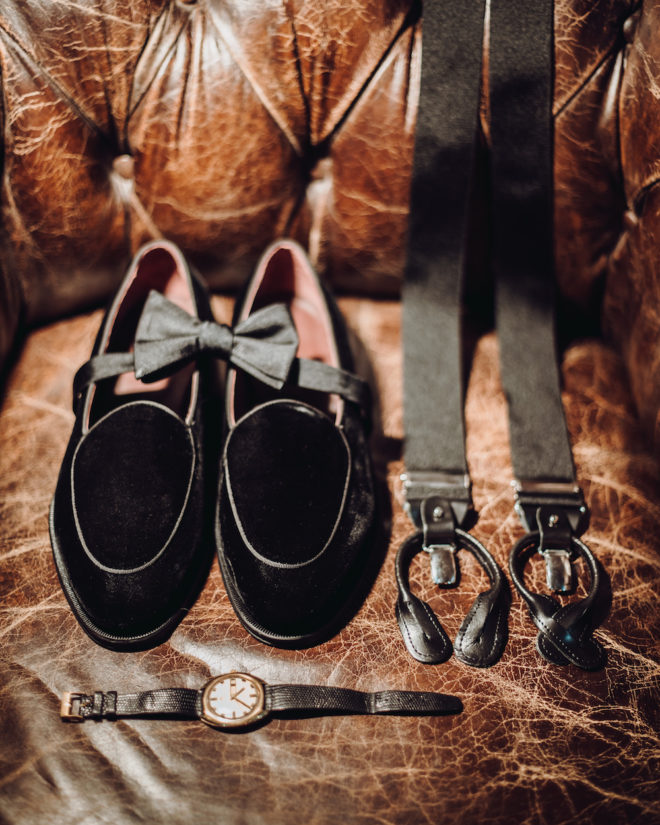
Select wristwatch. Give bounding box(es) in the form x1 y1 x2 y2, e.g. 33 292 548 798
61 672 462 729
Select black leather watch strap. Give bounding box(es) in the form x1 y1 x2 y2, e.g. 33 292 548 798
61 687 202 721
61 673 462 728
264 684 461 716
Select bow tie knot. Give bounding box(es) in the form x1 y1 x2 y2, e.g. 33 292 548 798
133 290 299 389
195 320 234 359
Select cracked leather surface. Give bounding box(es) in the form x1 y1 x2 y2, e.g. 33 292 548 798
0 0 659 453
1 1 660 822
0 297 659 825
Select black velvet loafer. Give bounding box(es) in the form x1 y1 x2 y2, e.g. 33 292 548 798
49 241 217 650
215 239 376 648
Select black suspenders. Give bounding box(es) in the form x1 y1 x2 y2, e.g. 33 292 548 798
396 0 606 671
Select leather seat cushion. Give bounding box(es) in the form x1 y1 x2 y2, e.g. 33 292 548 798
0 295 657 824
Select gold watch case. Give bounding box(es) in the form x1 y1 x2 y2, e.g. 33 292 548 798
200 672 267 729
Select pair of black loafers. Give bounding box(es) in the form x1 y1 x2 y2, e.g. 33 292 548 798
49 240 375 651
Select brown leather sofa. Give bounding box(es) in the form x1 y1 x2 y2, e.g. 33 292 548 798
1 2 659 823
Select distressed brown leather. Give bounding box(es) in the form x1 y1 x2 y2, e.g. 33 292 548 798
1 298 659 824
1 1 660 823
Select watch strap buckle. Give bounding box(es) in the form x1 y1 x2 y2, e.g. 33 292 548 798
60 691 85 721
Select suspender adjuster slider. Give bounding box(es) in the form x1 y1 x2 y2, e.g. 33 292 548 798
401 471 472 527
511 480 588 535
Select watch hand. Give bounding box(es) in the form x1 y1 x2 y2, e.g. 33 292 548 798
230 686 244 701
234 696 253 710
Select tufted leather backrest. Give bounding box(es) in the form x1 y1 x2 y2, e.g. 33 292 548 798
0 0 658 451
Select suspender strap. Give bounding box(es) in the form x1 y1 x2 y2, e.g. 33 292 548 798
489 0 588 592
490 0 576 485
402 0 486 524
398 0 508 669
397 0 605 669
488 3 605 666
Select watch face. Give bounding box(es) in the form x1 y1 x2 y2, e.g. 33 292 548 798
201 673 266 729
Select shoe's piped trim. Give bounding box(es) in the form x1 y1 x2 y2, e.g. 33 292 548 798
222 398 352 570
70 399 196 575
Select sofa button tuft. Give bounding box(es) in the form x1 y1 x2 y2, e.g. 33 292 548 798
622 12 639 44
112 154 135 180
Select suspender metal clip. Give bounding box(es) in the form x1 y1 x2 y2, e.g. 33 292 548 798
420 497 458 586
401 472 472 586
535 507 574 593
512 480 589 593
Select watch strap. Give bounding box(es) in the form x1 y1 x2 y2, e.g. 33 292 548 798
62 687 201 721
265 684 461 716
62 679 462 723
